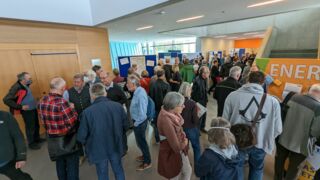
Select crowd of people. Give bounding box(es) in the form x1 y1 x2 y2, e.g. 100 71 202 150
1 52 320 180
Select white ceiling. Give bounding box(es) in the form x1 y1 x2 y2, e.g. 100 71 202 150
101 0 320 42
0 0 168 26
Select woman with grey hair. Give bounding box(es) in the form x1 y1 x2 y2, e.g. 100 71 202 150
157 92 192 180
179 82 200 169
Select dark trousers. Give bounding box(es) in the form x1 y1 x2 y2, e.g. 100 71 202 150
208 77 217 92
153 110 160 143
199 112 207 130
274 143 306 180
95 155 125 180
56 153 79 180
133 120 151 164
21 109 40 145
0 161 32 180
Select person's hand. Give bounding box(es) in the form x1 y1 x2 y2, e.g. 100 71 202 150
15 161 26 169
69 103 75 109
22 105 29 110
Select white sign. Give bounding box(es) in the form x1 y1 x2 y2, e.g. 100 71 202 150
130 56 146 75
119 57 129 65
91 58 101 66
282 82 303 99
146 60 155 67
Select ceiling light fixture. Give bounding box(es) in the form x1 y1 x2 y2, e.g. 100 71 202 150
214 35 227 38
244 32 260 35
247 0 284 8
136 25 154 31
176 15 204 23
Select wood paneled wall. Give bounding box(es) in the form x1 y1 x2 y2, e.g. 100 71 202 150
0 19 112 72
0 19 112 135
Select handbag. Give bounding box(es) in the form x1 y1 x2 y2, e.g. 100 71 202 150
47 131 80 161
230 93 267 150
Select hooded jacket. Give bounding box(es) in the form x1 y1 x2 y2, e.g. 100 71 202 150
222 83 282 154
195 149 242 180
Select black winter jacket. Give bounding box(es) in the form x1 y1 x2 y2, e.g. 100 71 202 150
0 111 27 163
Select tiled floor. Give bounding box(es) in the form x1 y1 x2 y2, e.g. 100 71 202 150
0 97 274 180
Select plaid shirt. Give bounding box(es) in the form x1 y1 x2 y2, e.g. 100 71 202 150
38 93 78 136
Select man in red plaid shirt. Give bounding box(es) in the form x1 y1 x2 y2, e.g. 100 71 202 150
38 77 79 180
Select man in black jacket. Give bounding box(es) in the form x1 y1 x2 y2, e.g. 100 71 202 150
191 66 210 133
100 71 127 105
149 69 171 143
3 72 44 150
220 56 234 78
163 58 172 83
214 66 242 116
0 110 32 180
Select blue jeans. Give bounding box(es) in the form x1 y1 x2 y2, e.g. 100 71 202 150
184 127 201 166
239 147 266 180
133 120 151 164
95 155 125 180
56 153 79 180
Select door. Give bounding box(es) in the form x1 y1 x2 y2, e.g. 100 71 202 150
31 50 80 96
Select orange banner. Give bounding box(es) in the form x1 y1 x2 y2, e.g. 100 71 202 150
256 58 320 99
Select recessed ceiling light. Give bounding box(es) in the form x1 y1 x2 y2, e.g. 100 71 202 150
136 25 154 31
214 35 227 38
176 15 204 23
243 32 260 35
248 0 284 8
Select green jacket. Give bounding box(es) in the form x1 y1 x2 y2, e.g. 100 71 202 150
0 111 27 163
180 64 195 83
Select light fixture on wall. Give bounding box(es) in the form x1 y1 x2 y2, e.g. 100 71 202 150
214 35 227 38
136 25 154 31
176 15 204 23
247 0 284 8
227 37 238 39
243 32 260 35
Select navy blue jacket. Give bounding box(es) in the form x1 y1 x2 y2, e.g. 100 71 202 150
77 97 128 164
195 149 242 180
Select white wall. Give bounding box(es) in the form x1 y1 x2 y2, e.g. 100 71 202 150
200 37 234 54
90 0 168 25
0 0 93 26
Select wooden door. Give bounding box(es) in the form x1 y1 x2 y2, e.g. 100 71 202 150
31 50 80 96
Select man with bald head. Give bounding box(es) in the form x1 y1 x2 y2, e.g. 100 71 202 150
38 77 80 180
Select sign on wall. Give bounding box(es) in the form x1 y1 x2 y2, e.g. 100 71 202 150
256 58 320 99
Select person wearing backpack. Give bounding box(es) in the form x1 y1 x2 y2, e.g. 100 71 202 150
222 71 282 180
126 75 152 171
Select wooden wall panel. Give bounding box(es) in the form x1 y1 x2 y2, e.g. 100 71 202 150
0 19 112 135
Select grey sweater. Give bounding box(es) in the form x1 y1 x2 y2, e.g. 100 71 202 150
223 83 282 154
279 94 320 156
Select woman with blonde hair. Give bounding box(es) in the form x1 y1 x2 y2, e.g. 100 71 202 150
170 65 182 92
195 117 241 180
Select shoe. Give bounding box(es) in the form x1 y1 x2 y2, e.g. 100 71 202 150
79 156 86 166
35 138 46 143
29 143 41 150
135 156 144 162
136 163 152 171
